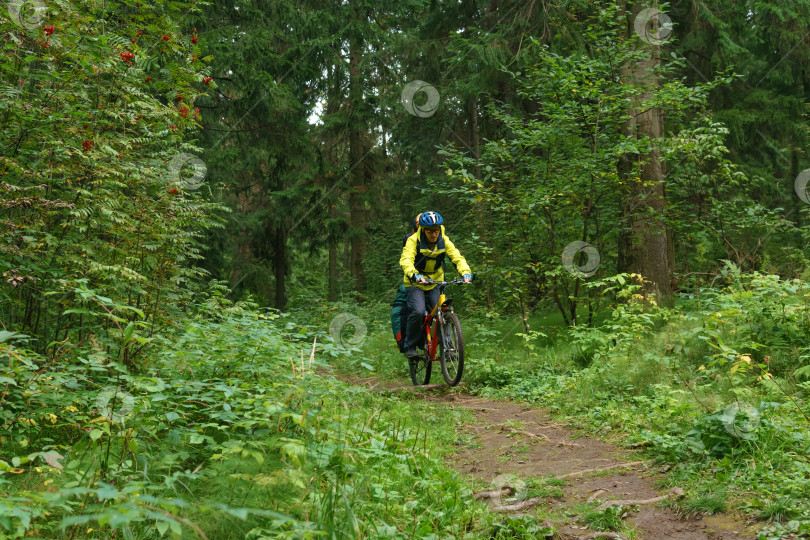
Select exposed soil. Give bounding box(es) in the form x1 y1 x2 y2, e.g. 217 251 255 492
354 377 760 539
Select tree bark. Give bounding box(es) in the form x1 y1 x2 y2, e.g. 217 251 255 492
348 32 367 293
617 1 673 305
328 202 338 302
273 225 287 310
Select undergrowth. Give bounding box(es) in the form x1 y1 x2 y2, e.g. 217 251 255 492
467 270 810 539
0 288 505 538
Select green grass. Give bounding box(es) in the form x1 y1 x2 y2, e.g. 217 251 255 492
757 496 801 523
305 276 810 537
581 504 632 532
457 275 810 537
1 306 530 539
675 493 728 516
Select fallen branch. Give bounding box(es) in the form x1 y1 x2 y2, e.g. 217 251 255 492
594 487 685 512
586 489 608 502
492 497 544 512
472 486 514 500
577 533 627 540
501 425 549 440
555 461 645 480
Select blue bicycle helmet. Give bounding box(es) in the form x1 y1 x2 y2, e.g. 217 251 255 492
419 211 443 227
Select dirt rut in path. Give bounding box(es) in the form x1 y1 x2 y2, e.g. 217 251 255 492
439 395 756 539
362 379 758 540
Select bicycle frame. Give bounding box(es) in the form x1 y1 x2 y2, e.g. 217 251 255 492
419 278 465 360
423 292 446 361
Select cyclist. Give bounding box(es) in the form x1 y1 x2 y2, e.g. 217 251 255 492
399 211 472 359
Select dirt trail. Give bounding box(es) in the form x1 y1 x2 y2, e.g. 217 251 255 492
356 378 758 539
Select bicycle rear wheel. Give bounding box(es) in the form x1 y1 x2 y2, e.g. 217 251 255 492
439 313 464 386
409 351 432 386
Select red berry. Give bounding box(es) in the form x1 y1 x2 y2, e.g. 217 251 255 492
82 140 93 151
170 125 177 130
175 94 182 102
162 35 170 41
44 25 55 35
203 77 212 85
40 42 49 47
179 107 188 118
192 36 198 44
145 76 151 82
195 107 200 115
136 30 143 36
131 38 136 43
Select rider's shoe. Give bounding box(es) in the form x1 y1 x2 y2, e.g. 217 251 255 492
404 348 419 359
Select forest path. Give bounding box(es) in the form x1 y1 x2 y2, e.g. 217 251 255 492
353 377 758 539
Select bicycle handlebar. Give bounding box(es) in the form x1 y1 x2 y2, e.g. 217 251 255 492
418 272 476 286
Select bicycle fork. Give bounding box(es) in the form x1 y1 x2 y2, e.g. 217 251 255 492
425 313 445 360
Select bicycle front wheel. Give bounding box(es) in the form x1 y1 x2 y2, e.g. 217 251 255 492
409 351 432 386
439 313 465 386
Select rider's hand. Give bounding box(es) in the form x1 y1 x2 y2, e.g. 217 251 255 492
414 274 426 284
463 273 472 283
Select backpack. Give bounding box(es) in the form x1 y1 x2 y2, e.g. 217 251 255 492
391 284 408 352
390 231 415 352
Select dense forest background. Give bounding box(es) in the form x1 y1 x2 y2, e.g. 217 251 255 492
2 0 810 537
3 0 809 330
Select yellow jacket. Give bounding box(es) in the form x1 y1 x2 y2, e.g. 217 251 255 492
400 225 471 290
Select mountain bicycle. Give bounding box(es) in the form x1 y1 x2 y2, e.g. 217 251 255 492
408 275 473 387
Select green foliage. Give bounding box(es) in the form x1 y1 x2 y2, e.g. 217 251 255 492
676 493 728 517
1 286 506 537
470 271 810 532
1 0 225 362
582 504 630 532
487 515 555 539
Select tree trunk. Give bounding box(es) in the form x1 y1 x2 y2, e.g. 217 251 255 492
617 1 673 305
273 226 287 310
324 61 341 303
471 96 494 308
348 32 367 293
328 203 338 301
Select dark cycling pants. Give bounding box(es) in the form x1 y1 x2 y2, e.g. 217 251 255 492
403 285 441 351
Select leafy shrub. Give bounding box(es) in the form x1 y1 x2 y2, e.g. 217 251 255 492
470 358 515 388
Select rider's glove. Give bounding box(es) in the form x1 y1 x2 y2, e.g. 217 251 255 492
463 273 472 283
413 273 425 283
